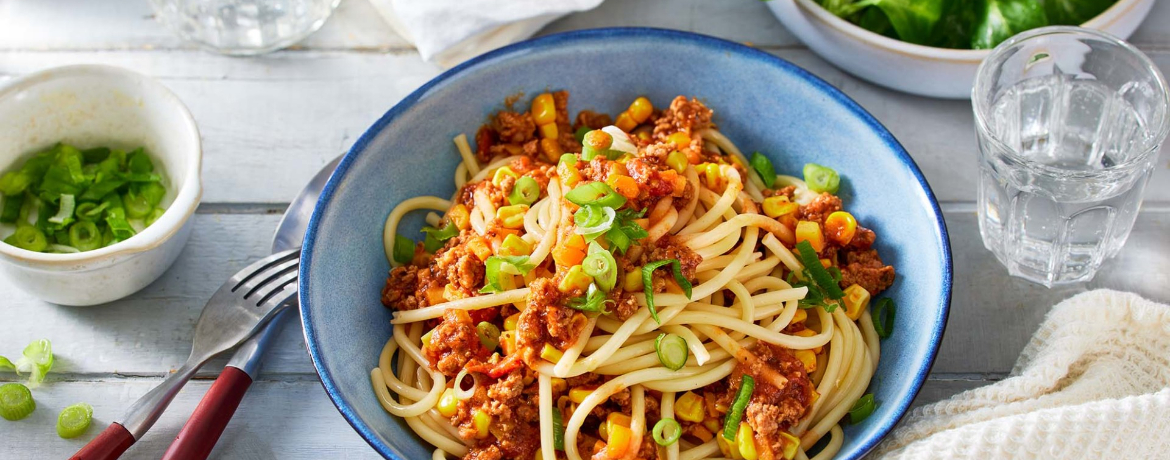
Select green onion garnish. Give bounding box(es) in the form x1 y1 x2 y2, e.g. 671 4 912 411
4 226 48 252
582 242 617 292
652 418 682 446
57 403 93 439
421 223 458 253
392 235 415 265
552 407 566 450
567 284 612 314
574 126 590 144
605 209 648 255
0 383 35 421
123 189 151 219
13 339 53 387
0 194 23 224
127 148 153 174
564 182 626 209
475 322 500 350
69 221 103 252
48 194 75 225
559 153 578 167
655 333 689 371
642 259 693 324
794 240 845 300
848 394 877 423
803 163 840 194
574 205 616 237
722 374 755 440
74 201 108 222
145 208 166 227
872 298 896 339
480 255 535 294
749 152 776 188
508 176 540 206
0 356 12 371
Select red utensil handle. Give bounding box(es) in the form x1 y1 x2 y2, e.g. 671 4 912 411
160 366 254 460
71 423 135 460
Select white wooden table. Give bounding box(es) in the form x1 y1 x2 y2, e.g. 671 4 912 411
2 1 1167 458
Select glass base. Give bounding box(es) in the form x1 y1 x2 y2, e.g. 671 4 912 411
150 0 340 55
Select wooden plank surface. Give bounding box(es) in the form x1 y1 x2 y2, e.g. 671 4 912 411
1 0 1168 458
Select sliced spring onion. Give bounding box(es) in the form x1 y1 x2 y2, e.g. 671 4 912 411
581 242 617 292
552 407 566 450
145 207 166 227
480 255 535 294
139 182 166 207
69 221 102 252
392 235 415 265
848 394 877 423
123 190 151 219
567 284 612 314
4 226 48 252
605 209 648 255
559 153 578 167
476 322 501 350
0 383 35 421
600 126 637 154
794 241 845 300
565 182 626 209
0 356 12 371
652 418 682 446
872 298 896 339
0 194 22 224
74 201 109 222
722 375 755 440
642 259 694 324
803 163 840 194
749 152 776 188
48 194 75 225
14 339 53 387
655 333 689 371
509 176 540 206
574 126 591 144
57 403 93 439
574 205 616 237
422 223 458 253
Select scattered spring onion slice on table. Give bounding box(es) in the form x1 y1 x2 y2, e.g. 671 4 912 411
749 152 776 188
0 383 35 421
872 297 897 339
57 403 94 438
653 418 682 446
655 333 689 371
722 374 755 440
0 339 54 387
642 259 693 324
848 393 877 423
803 163 840 194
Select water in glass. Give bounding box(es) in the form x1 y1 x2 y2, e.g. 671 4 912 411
151 0 338 55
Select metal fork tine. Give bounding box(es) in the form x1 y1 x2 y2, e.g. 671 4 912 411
251 270 298 307
240 258 299 300
230 250 299 290
258 283 298 312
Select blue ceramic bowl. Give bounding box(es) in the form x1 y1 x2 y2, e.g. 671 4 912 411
301 28 952 460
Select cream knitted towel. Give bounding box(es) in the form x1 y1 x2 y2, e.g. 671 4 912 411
874 290 1170 459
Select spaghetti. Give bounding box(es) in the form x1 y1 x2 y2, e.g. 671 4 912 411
375 93 896 460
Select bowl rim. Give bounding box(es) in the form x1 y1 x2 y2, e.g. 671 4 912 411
789 0 1147 61
0 64 203 267
299 27 953 460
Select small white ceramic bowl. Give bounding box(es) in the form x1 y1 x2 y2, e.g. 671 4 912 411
0 65 202 306
766 0 1156 99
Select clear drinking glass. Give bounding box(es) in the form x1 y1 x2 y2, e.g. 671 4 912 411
973 26 1170 287
150 0 340 55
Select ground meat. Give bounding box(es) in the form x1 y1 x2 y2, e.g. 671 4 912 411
720 343 816 459
381 265 420 310
574 110 612 130
610 289 640 321
642 235 703 281
848 226 876 250
797 192 842 226
653 96 714 140
494 111 536 144
416 234 486 304
464 446 503 460
839 248 895 294
425 309 486 376
625 157 685 198
762 185 796 200
484 368 541 459
475 125 498 162
516 279 584 364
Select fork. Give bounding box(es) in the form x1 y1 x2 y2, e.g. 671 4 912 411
70 249 301 460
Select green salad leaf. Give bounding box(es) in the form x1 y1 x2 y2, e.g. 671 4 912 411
1044 0 1115 25
972 0 1049 49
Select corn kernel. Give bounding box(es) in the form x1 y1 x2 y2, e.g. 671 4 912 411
675 391 706 423
558 265 592 293
425 286 446 305
795 220 826 253
615 112 637 132
557 158 582 187
472 409 491 439
551 378 566 394
541 343 564 363
539 122 559 140
793 329 823 354
436 388 458 418
825 211 858 245
795 349 817 373
763 196 799 218
628 97 653 123
622 269 643 292
569 387 594 404
448 204 471 230
736 422 758 460
421 329 434 349
702 417 721 434
667 132 691 148
666 150 689 174
531 93 556 126
499 234 532 257
691 425 714 443
540 138 563 162
791 308 808 324
495 204 529 229
442 283 462 302
492 166 518 186
843 284 871 321
607 412 631 429
500 330 517 355
606 423 634 459
779 432 800 460
716 434 739 459
598 419 609 441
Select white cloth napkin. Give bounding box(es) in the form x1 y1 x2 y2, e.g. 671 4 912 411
875 290 1170 459
368 0 604 68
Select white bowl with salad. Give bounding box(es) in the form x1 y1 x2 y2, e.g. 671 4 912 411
0 65 202 306
767 0 1155 99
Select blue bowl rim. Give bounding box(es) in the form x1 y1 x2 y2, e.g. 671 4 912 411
299 26 953 460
